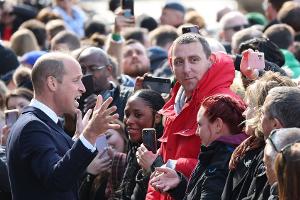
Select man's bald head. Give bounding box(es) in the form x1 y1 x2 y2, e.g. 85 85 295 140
77 47 109 65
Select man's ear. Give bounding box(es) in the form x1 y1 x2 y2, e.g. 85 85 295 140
106 65 113 74
273 118 284 129
219 31 225 41
154 113 162 125
47 76 58 92
168 43 174 70
209 53 217 65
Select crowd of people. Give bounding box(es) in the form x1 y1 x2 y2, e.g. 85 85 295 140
1 0 300 200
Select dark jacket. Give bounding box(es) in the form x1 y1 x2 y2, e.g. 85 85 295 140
240 149 268 200
114 144 150 200
111 84 132 121
169 141 235 200
7 106 95 200
222 147 268 200
222 146 264 200
0 146 11 200
267 182 278 200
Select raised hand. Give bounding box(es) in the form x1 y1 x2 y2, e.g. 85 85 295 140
83 95 120 144
87 150 112 175
114 10 135 34
73 109 92 141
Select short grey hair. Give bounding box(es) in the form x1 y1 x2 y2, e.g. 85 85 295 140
264 86 300 128
31 52 71 94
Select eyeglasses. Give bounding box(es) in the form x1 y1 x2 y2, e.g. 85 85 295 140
224 24 249 32
81 64 107 74
280 141 300 162
267 129 280 153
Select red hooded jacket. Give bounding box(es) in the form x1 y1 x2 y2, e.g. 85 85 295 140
146 52 240 200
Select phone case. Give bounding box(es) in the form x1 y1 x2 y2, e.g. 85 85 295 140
248 52 265 70
142 128 157 154
5 109 19 126
143 76 171 94
96 135 109 157
121 0 134 16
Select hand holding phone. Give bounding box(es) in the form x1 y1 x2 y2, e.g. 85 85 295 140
240 49 263 80
142 128 157 154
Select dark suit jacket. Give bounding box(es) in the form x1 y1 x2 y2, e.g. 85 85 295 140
7 106 95 200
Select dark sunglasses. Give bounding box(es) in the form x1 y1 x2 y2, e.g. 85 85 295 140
225 24 249 32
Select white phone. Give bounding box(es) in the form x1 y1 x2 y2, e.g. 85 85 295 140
248 51 265 70
96 135 109 158
5 109 19 126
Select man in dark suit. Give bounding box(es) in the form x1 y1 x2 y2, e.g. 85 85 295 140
7 52 119 200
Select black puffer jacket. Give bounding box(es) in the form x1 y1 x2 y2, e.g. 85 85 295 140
169 141 235 200
222 146 264 200
0 146 11 200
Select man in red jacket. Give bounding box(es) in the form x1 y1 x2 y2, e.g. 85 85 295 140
137 33 240 200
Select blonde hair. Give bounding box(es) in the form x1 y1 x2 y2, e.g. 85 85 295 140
185 11 206 29
245 71 296 138
10 29 40 57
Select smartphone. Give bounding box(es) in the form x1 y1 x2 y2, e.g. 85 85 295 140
5 109 19 126
248 51 265 70
96 135 109 158
182 25 200 34
121 0 134 17
78 74 94 111
142 128 157 154
143 76 171 94
82 74 94 97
